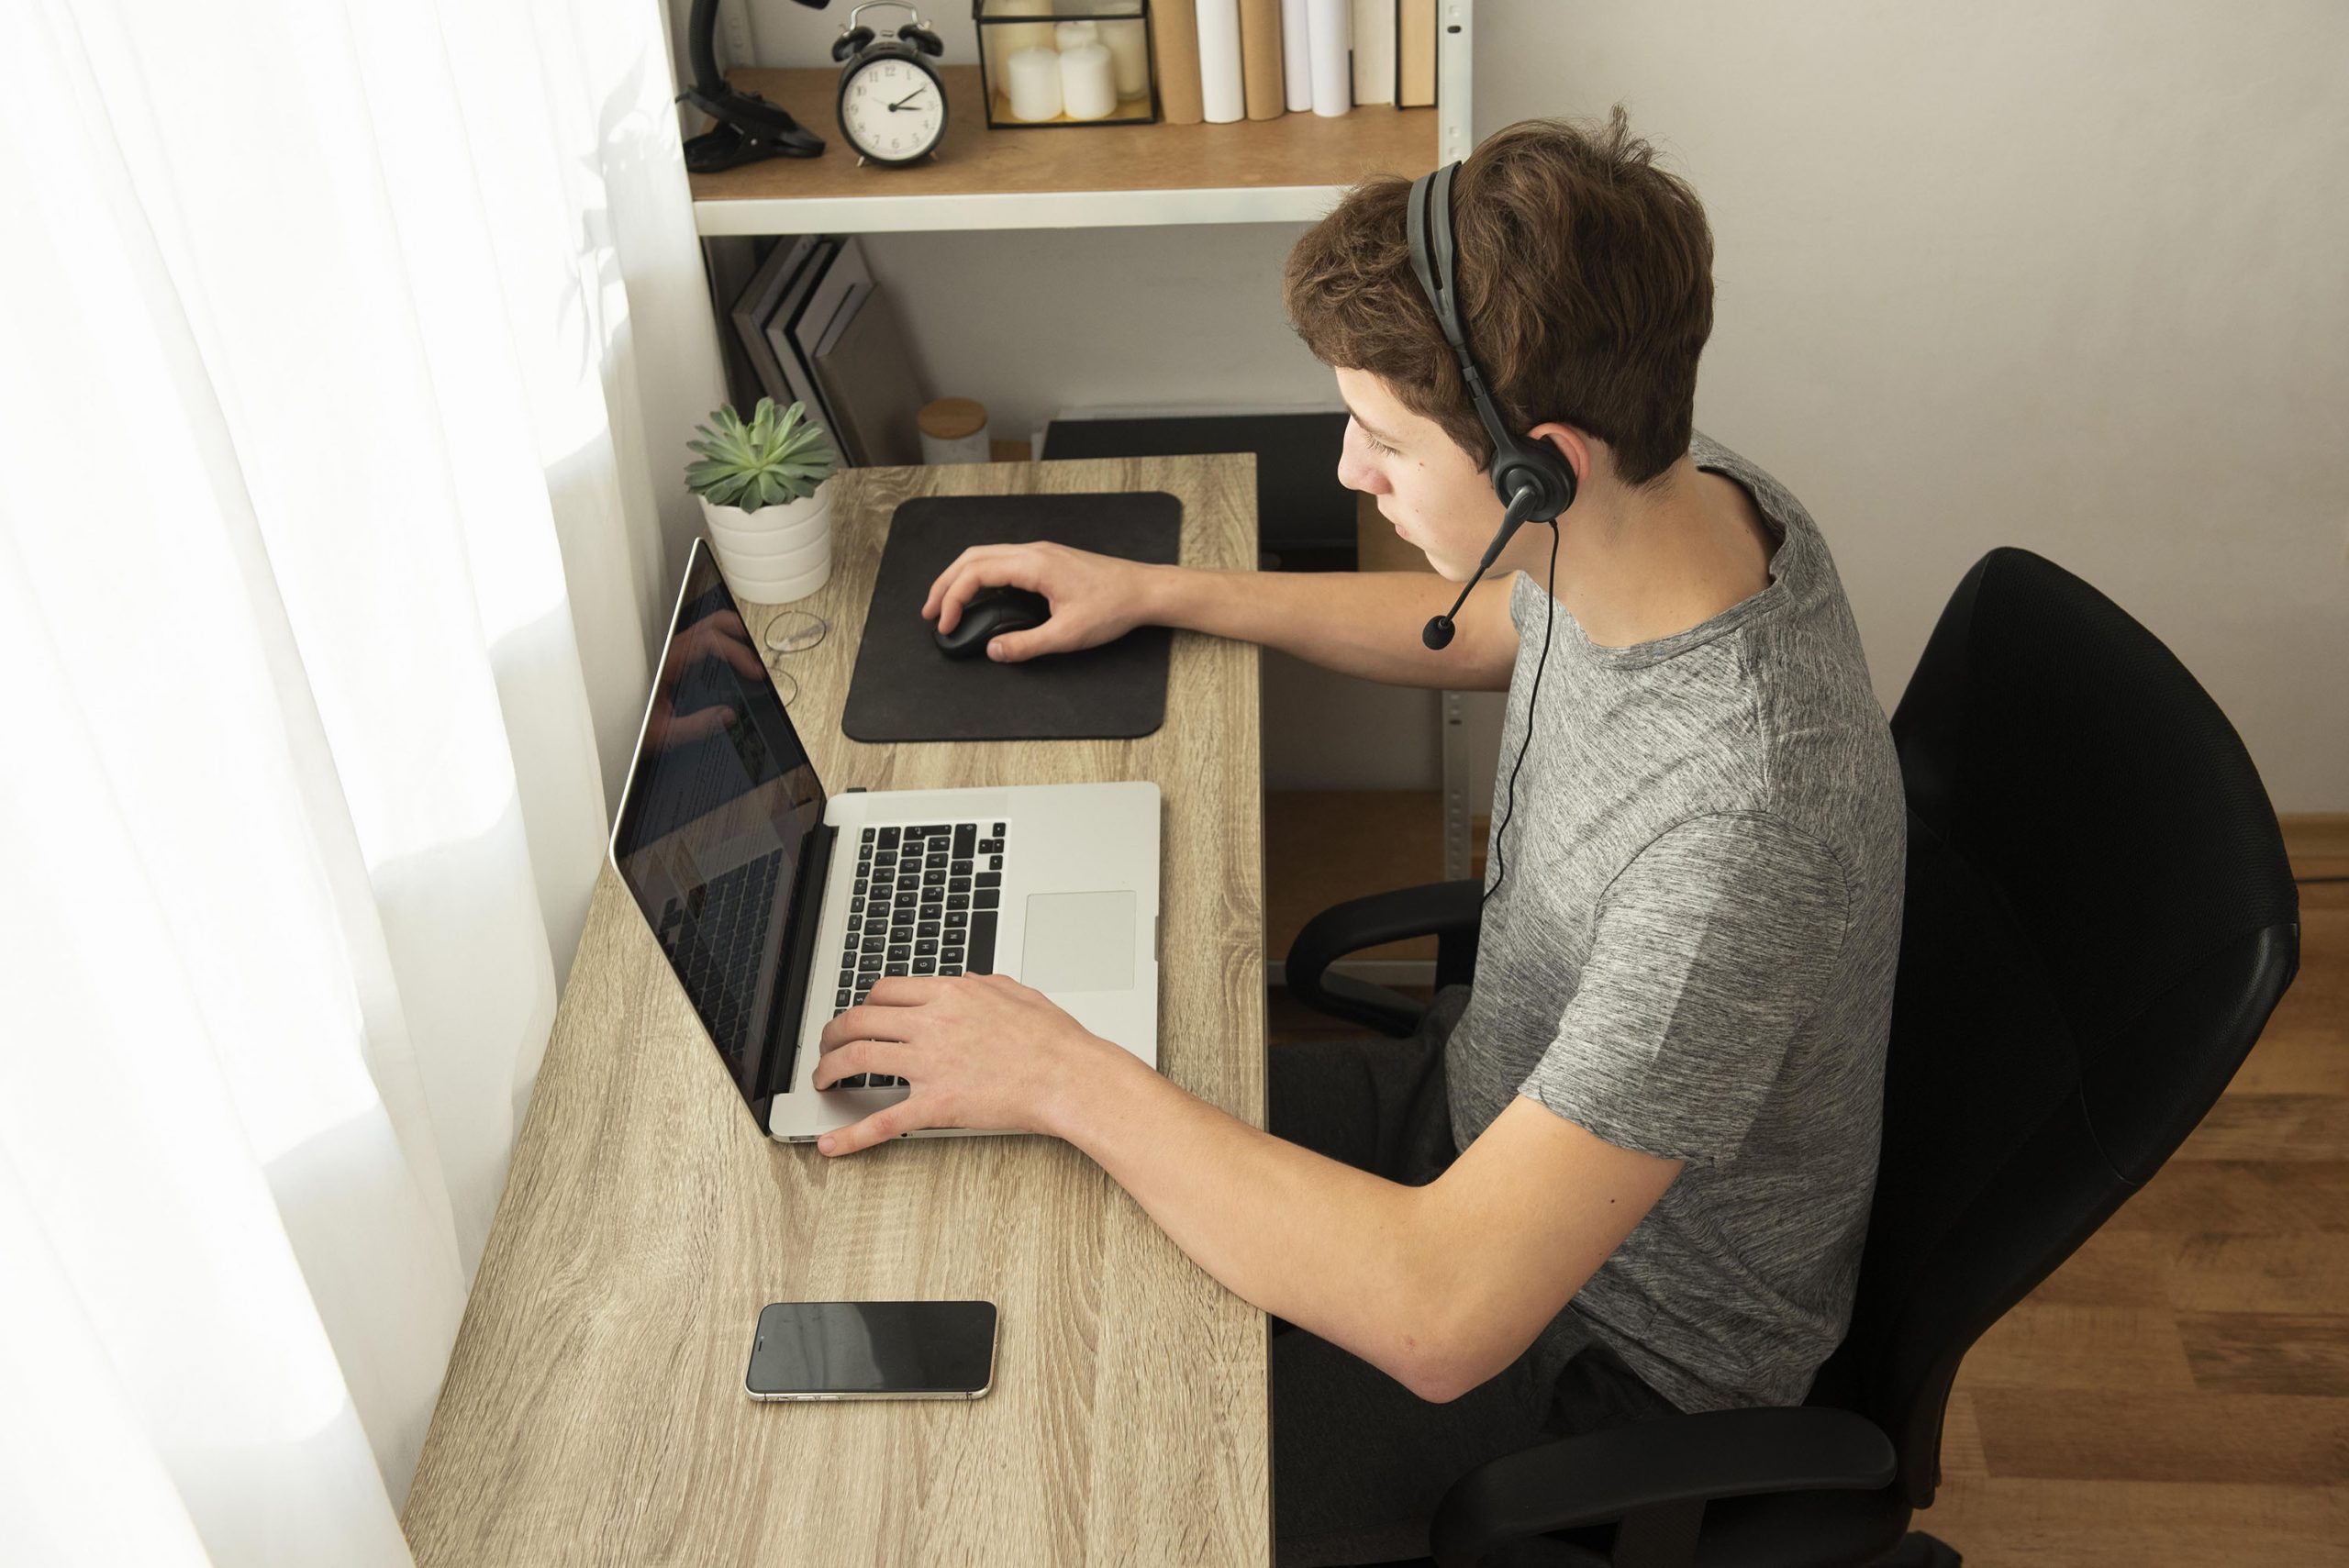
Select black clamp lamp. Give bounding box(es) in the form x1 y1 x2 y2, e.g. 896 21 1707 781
681 0 833 173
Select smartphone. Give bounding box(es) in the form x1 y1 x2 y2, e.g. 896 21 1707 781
744 1300 997 1402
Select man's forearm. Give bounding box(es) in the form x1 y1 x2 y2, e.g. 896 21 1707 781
1138 562 1514 690
1047 1045 1454 1400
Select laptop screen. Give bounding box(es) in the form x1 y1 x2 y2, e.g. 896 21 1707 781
612 541 824 1111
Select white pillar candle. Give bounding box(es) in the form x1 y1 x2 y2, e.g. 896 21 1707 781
1059 40 1118 119
1101 19 1150 98
1007 44 1063 120
1052 19 1100 50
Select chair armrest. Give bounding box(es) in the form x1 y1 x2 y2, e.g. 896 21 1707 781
1429 1407 1896 1568
1284 880 1486 1037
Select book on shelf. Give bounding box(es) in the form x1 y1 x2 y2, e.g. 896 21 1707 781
1307 0 1348 116
1350 0 1396 106
1397 0 1435 106
812 286 931 469
1196 0 1245 122
1238 0 1285 120
729 234 828 421
1151 0 1206 124
1281 0 1312 110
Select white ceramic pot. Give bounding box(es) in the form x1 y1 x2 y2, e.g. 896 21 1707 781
698 479 835 604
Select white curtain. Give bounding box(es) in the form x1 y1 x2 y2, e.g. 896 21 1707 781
0 0 723 1562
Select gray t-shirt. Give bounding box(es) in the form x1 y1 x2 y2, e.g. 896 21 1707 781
1442 431 1905 1415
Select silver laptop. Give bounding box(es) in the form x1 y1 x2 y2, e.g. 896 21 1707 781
609 539 1161 1143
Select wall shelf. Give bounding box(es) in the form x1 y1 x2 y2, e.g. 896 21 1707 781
691 18 1469 237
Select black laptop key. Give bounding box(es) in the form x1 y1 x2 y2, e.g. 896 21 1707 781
913 824 946 837
886 943 910 962
991 821 1006 837
974 890 1000 911
946 895 970 914
952 823 977 857
862 934 886 952
987 854 1003 871
916 921 940 940
943 910 967 930
878 827 899 848
920 900 943 920
977 839 1003 855
914 939 938 957
913 958 936 975
835 989 852 1009
940 963 963 977
921 868 944 888
974 872 1001 889
885 962 909 977
950 859 972 876
966 912 997 973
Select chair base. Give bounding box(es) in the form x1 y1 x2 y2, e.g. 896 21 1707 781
1873 1533 1962 1568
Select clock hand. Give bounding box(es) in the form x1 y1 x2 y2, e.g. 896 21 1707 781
888 88 930 110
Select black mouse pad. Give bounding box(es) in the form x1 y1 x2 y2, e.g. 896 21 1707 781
840 492 1182 743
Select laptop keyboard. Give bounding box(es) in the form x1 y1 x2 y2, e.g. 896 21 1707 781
829 820 1008 1089
653 848 785 1071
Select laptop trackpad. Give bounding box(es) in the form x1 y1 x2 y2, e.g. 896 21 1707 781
1020 891 1136 993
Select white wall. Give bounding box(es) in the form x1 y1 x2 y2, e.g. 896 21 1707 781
689 0 2349 810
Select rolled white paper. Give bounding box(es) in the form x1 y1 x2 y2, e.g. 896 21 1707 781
1060 40 1118 119
1008 44 1063 120
1282 0 1313 111
1308 0 1350 117
1196 0 1245 124
1101 18 1151 97
1053 18 1100 49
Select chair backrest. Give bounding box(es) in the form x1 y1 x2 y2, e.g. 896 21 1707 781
1808 549 2300 1508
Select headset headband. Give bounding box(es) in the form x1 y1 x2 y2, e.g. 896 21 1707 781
1405 161 1575 522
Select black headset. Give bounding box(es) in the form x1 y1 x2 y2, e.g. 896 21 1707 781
831 1 944 63
1404 159 1573 906
1406 159 1576 651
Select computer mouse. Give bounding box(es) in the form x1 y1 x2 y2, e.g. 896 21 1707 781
934 586 1051 661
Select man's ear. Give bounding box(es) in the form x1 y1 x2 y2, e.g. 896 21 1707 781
1525 421 1595 492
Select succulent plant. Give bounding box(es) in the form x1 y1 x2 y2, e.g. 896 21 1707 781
685 397 841 510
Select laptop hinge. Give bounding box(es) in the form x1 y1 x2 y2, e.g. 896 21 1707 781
751 819 835 1113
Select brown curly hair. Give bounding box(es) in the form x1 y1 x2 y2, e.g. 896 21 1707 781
1283 109 1714 486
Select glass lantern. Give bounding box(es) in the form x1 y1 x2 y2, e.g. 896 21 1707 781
974 1 1158 128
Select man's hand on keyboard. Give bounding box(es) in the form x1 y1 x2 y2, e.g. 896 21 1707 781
920 540 1161 663
808 973 1124 1155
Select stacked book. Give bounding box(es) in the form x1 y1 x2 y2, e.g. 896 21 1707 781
721 235 931 468
1151 0 1435 124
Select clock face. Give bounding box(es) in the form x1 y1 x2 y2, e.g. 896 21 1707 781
840 55 946 164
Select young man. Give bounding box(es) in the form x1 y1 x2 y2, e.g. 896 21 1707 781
809 113 1905 1566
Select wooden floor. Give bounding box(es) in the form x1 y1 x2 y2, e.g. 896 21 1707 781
1266 800 2349 1564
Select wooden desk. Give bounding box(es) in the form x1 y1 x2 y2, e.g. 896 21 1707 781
402 455 1267 1566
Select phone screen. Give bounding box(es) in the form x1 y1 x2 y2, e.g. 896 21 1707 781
745 1301 997 1399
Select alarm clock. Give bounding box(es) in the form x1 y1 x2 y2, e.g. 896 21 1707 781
831 2 949 167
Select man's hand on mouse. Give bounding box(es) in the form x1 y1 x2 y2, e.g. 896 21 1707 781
808 973 1129 1154
921 541 1157 662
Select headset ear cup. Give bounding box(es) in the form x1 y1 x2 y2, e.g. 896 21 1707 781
830 26 874 61
1496 446 1575 521
900 24 944 56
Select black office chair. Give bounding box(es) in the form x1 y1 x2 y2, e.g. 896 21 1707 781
1283 548 2302 1567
